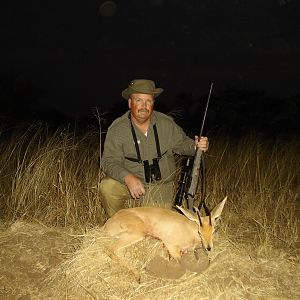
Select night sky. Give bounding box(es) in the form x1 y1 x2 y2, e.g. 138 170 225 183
1 0 300 122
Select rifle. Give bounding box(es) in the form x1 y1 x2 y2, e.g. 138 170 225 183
174 156 193 206
174 83 213 212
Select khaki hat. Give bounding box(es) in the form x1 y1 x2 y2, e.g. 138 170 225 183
122 79 164 100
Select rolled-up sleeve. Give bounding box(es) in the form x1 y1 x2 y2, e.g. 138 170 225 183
170 120 195 156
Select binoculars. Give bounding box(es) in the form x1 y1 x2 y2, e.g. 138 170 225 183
143 158 162 183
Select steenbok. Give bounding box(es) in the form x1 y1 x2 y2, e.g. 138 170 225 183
102 196 227 282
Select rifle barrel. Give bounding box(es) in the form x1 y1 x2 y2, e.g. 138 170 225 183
199 82 213 137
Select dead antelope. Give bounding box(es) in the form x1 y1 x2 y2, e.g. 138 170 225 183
102 196 227 282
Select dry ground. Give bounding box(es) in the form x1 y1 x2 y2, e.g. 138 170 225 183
0 219 299 300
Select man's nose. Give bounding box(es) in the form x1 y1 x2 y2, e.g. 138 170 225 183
141 100 147 107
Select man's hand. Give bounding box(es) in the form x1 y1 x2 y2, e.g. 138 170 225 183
195 136 209 152
124 174 146 199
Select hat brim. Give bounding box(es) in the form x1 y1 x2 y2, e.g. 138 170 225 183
122 87 163 100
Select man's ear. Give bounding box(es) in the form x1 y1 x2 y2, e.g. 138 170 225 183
128 98 132 109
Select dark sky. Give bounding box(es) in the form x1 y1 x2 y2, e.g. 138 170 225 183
1 0 300 118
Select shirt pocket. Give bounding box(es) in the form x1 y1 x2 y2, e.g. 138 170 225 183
123 140 140 161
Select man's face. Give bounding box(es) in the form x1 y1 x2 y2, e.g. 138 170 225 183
128 93 155 123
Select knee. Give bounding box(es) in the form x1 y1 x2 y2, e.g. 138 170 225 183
99 176 129 200
99 177 129 218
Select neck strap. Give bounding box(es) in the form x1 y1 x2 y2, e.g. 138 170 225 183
126 113 162 163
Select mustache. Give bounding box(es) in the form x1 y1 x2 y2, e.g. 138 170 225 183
138 109 149 113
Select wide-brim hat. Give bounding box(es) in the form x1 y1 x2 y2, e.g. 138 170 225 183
122 79 164 100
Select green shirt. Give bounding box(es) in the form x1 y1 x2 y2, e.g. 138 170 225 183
101 110 195 184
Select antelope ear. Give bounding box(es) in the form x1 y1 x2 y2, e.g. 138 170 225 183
175 205 198 222
211 196 227 221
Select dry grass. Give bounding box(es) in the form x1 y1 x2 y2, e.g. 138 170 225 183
41 227 299 300
205 133 300 252
0 122 106 228
0 122 299 299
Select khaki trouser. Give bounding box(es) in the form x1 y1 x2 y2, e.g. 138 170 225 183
100 177 175 218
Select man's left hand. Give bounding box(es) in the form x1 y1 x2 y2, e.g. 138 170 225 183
195 136 209 152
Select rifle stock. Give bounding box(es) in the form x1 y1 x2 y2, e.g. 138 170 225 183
186 148 202 209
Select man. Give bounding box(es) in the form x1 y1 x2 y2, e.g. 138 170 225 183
100 79 209 217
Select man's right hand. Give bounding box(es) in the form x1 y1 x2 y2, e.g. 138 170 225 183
124 174 146 199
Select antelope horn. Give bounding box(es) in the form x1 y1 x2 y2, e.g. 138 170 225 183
194 207 203 227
